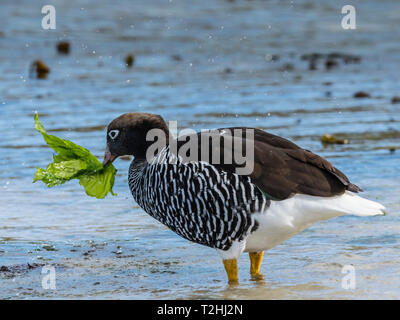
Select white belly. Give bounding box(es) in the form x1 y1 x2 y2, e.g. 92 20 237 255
244 191 385 252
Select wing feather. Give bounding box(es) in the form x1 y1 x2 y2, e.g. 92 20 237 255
175 127 361 200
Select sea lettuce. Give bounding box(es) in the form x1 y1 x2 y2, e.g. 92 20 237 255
33 113 117 199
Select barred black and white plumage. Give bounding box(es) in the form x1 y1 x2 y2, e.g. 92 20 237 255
128 146 270 251
103 112 386 283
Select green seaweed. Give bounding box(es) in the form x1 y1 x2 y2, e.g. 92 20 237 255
33 113 117 199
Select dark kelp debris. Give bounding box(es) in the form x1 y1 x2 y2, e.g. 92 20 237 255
391 96 400 104
353 91 371 98
325 59 338 70
301 52 361 71
224 67 233 74
320 134 349 145
56 41 70 54
125 54 135 68
30 60 50 79
171 54 183 61
301 52 361 63
0 263 44 275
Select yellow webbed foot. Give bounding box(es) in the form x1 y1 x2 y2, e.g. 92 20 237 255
249 251 264 280
223 258 238 284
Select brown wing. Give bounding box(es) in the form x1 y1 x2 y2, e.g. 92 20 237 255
248 128 362 199
175 127 362 200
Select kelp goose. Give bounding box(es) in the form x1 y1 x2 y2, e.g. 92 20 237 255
103 112 386 283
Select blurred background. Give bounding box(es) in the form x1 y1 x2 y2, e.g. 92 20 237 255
0 0 399 299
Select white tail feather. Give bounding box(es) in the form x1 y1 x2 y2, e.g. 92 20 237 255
245 191 386 252
339 191 386 216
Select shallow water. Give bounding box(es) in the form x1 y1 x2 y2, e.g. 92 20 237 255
0 0 399 299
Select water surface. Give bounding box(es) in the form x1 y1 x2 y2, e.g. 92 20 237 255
0 0 399 299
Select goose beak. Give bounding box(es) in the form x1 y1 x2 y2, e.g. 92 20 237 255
103 145 117 167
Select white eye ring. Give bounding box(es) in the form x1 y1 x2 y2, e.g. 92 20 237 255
109 129 119 140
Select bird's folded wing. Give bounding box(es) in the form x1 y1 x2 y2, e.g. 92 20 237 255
176 128 361 200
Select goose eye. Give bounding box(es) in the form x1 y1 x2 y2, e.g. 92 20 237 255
109 129 119 140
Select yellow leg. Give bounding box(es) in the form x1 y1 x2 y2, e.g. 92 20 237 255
223 259 238 284
249 251 264 280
